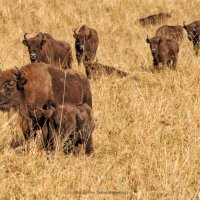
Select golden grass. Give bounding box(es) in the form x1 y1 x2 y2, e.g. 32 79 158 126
1 0 200 199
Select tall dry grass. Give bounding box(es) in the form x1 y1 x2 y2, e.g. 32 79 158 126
1 0 200 199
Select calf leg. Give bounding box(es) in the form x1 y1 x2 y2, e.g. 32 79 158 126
84 133 94 155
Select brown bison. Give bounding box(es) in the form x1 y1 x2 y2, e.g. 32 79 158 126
146 36 179 70
155 25 184 42
73 25 99 65
83 61 128 79
0 63 92 142
183 20 200 55
22 32 73 69
138 12 171 26
42 100 94 155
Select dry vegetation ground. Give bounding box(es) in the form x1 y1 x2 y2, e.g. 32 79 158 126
1 0 200 199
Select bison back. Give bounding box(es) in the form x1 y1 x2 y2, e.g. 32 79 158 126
21 63 92 114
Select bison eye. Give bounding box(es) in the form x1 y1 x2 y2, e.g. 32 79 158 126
5 81 14 89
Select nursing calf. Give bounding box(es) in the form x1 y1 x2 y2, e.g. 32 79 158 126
42 100 94 155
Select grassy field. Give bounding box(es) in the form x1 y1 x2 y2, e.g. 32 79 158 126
1 0 200 199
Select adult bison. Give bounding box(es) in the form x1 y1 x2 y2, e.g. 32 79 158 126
183 20 200 55
22 32 73 69
73 25 99 65
0 63 92 142
155 25 184 42
138 12 171 26
42 100 95 155
146 36 179 70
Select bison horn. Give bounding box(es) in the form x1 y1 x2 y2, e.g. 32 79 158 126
183 21 186 27
74 28 79 35
39 32 44 40
15 67 22 76
24 33 29 41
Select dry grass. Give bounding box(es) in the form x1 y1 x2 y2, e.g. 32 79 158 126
1 0 200 199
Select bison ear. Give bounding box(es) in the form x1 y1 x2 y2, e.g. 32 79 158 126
183 21 187 29
22 40 28 46
40 40 46 46
17 77 27 89
73 33 77 39
13 67 27 89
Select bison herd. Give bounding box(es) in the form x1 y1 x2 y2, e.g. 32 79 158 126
1 15 200 156
142 13 200 70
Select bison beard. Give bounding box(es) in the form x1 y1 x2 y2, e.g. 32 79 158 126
0 63 92 146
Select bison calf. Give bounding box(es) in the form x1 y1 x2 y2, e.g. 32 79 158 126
138 12 171 26
83 61 128 79
146 36 179 70
22 32 73 69
43 100 94 155
183 20 200 55
73 25 99 65
155 25 184 42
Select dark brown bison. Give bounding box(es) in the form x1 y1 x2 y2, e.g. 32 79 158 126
42 100 94 155
146 36 179 70
0 63 92 142
22 32 73 69
83 61 128 79
155 25 184 42
183 20 200 55
138 12 171 26
73 25 99 66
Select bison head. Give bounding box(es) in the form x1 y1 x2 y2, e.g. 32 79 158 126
146 35 162 56
0 67 27 112
183 22 197 41
73 25 92 51
22 32 46 63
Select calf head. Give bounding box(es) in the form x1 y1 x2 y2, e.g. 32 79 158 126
22 32 46 63
42 99 56 118
146 35 162 56
73 25 92 52
0 67 27 111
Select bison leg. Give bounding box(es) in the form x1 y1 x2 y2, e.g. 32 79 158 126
20 118 32 141
76 52 82 65
172 58 177 70
63 132 79 155
85 65 91 79
84 134 94 155
153 61 160 72
194 44 200 56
